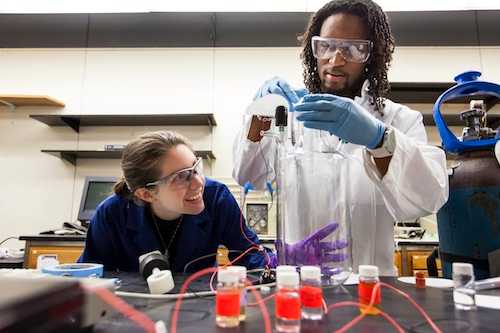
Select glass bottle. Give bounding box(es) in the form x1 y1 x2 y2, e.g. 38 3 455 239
358 265 381 315
275 270 301 332
227 265 247 321
453 262 476 310
300 266 323 320
215 268 240 327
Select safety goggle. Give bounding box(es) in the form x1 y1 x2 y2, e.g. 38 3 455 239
145 157 203 189
311 36 372 63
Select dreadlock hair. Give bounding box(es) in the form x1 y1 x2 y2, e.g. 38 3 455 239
299 0 395 113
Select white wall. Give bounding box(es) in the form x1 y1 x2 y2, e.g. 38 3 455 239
1 45 499 248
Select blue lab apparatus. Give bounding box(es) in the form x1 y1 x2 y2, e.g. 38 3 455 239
434 71 500 279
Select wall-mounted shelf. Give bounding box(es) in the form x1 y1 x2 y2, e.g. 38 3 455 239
389 82 454 104
0 94 65 109
389 82 499 108
30 113 217 133
42 149 216 165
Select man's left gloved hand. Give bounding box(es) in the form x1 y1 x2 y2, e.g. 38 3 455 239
295 94 386 149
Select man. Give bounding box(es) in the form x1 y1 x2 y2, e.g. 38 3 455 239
233 0 448 275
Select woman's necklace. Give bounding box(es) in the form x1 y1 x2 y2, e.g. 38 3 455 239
151 211 183 255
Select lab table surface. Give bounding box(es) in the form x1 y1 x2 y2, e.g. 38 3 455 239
94 272 500 333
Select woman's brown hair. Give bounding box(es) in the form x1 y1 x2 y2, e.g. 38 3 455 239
113 131 193 202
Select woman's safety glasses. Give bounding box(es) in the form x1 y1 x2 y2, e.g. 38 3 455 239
145 157 203 189
311 36 372 63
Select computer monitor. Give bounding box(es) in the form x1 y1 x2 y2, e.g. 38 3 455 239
78 176 117 222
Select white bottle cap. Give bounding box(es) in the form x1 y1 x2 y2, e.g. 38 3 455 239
147 269 175 294
358 265 379 278
300 266 321 281
218 268 238 284
453 262 474 276
277 271 299 288
36 254 60 270
276 265 297 275
227 265 247 280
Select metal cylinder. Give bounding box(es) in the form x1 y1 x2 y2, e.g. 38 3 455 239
438 149 500 279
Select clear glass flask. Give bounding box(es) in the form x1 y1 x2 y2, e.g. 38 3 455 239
453 262 476 310
277 124 355 285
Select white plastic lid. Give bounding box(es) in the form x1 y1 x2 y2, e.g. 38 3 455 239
277 271 299 287
358 265 379 278
300 266 321 281
276 265 297 275
453 262 474 276
218 269 238 284
147 270 174 294
227 265 247 279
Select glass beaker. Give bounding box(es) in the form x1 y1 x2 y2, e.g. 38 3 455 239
276 121 354 285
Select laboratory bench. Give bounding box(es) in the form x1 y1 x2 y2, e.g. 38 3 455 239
93 272 500 333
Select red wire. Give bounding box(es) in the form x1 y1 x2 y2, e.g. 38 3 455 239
92 288 156 333
170 266 272 333
332 280 382 332
327 301 405 333
239 205 272 267
246 284 273 333
209 246 260 292
329 282 442 333
240 207 260 247
379 282 442 333
248 292 276 306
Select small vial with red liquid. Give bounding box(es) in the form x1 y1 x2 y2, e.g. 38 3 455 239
275 269 301 332
216 269 240 327
300 266 323 320
358 265 381 315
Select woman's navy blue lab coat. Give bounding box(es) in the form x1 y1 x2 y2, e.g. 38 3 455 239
79 178 269 272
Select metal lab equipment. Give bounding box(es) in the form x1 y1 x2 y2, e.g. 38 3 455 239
434 71 500 279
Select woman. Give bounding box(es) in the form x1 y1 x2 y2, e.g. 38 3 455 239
79 130 269 272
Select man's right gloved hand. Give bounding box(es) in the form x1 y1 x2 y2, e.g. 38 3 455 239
253 76 308 112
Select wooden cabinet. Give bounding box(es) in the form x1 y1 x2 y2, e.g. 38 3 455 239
394 251 402 276
408 252 442 277
26 245 84 269
20 235 86 269
394 241 440 276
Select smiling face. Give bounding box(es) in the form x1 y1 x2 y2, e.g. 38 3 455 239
317 13 369 98
137 144 205 220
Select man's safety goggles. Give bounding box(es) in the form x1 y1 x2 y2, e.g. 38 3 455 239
311 36 372 63
145 157 203 189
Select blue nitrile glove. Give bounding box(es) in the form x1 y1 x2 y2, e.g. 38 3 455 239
295 94 386 149
275 222 348 266
254 76 308 112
